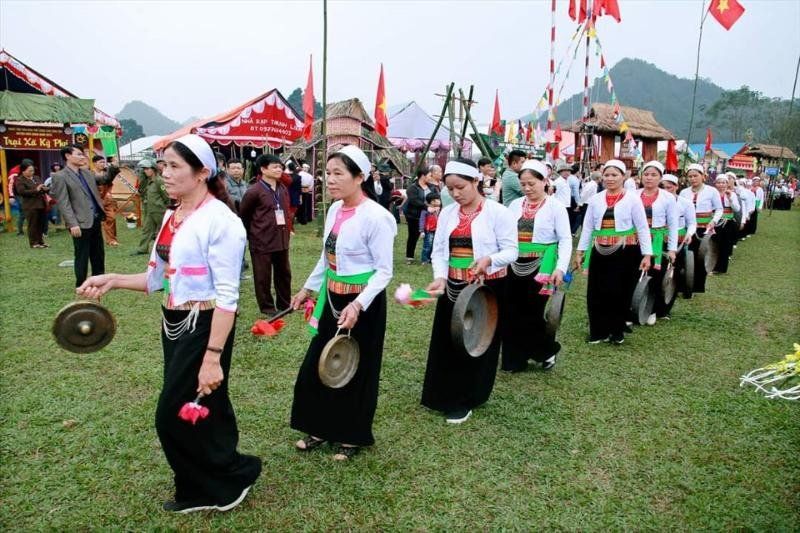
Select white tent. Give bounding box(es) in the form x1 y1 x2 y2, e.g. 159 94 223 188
386 101 471 155
118 135 161 159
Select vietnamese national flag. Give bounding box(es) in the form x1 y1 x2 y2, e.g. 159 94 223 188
593 0 621 23
704 128 713 154
568 0 587 23
709 0 745 31
374 64 389 137
302 55 315 141
490 90 503 137
666 139 679 171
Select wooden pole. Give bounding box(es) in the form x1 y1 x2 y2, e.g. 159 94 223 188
446 95 457 158
0 148 11 233
88 133 95 172
414 83 454 176
317 0 328 237
458 86 475 153
684 0 709 171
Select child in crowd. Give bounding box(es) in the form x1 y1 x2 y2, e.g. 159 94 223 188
419 192 441 265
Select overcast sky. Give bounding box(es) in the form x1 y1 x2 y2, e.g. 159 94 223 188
1 0 798 125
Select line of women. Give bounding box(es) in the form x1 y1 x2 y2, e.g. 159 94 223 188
75 139 762 513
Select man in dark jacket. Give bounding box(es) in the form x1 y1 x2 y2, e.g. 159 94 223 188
239 154 292 316
363 165 394 209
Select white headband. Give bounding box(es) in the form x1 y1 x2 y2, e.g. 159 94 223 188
686 163 705 175
174 134 217 178
642 160 664 175
337 145 371 176
661 174 679 185
444 161 479 180
715 175 728 183
603 159 627 174
520 159 548 179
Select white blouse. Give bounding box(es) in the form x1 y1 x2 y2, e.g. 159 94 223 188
508 196 573 273
432 199 518 281
679 185 723 224
577 190 653 256
675 195 698 238
640 189 680 252
551 176 571 208
146 198 246 312
304 199 397 311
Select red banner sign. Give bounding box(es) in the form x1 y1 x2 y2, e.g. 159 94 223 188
1 125 72 151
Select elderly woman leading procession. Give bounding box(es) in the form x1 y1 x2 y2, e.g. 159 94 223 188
575 159 652 345
289 145 397 460
502 159 571 372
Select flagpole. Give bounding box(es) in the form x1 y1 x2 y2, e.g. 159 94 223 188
545 0 556 157
317 0 328 237
684 0 710 170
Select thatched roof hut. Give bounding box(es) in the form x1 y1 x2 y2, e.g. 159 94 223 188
743 143 798 161
287 98 410 175
567 103 673 140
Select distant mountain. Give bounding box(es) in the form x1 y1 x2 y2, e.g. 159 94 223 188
182 116 200 127
520 58 727 141
116 100 181 136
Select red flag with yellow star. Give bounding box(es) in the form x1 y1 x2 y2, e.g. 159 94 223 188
302 55 315 141
709 0 745 31
374 64 388 137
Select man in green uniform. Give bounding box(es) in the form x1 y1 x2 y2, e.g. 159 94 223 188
133 159 169 255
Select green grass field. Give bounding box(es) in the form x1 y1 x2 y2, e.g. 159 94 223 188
1 210 798 530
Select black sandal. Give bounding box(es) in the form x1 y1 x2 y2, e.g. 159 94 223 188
333 445 360 461
295 435 325 451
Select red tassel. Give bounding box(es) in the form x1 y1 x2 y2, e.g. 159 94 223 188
304 299 316 322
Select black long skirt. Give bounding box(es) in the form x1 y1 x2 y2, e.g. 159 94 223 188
291 291 387 447
747 210 758 235
688 228 708 293
157 308 261 505
421 277 506 414
586 245 640 340
501 264 558 371
650 252 670 318
713 221 736 274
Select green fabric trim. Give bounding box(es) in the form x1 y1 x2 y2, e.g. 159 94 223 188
755 199 762 209
696 216 713 224
678 228 687 237
582 227 636 270
308 268 375 335
722 213 734 220
650 227 668 261
519 242 558 276
448 257 473 269
0 91 95 123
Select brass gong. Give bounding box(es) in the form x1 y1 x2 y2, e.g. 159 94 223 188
52 301 116 353
697 232 719 274
682 246 695 298
662 261 678 306
543 288 566 338
450 283 498 358
630 272 655 326
318 332 360 388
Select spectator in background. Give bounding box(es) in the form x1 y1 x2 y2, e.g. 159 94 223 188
285 161 303 234
8 164 24 235
156 157 166 174
133 159 169 255
418 192 441 265
567 163 582 233
50 144 106 286
92 156 108 181
99 165 120 246
225 158 248 212
298 162 314 224
45 162 63 227
403 166 438 264
14 159 48 248
501 150 527 207
363 164 393 209
239 154 292 316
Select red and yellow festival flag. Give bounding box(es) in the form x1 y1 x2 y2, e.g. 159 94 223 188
490 90 503 137
709 0 745 30
302 56 315 141
374 64 389 137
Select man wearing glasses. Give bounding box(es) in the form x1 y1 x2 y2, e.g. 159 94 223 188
50 144 106 286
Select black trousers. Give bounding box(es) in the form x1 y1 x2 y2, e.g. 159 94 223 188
713 221 736 274
250 249 291 314
586 246 640 340
405 217 421 260
23 208 45 246
299 192 313 224
158 308 261 504
72 217 105 287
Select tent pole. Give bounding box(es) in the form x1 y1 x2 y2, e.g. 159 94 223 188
0 148 11 233
460 89 491 158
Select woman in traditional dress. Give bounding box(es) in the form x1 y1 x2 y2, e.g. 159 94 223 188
660 173 696 313
711 174 740 274
638 161 679 323
502 159 572 372
678 164 722 293
575 159 652 345
77 134 261 513
289 145 397 460
420 158 518 424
